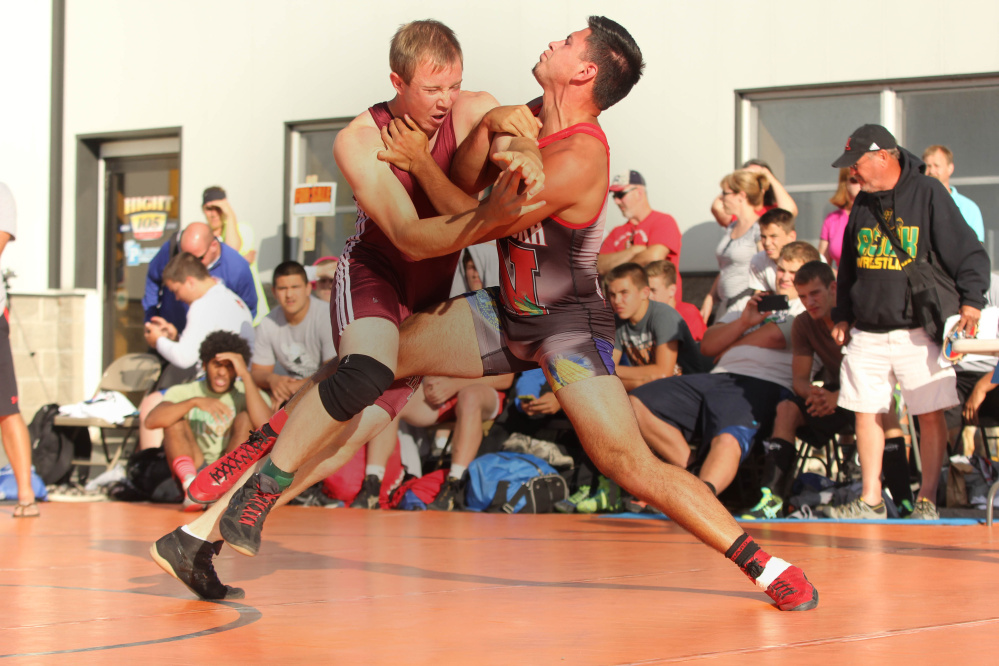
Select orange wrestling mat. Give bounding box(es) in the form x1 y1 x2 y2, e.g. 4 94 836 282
3 502 999 664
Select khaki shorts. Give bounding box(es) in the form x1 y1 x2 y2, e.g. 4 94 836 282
838 327 957 415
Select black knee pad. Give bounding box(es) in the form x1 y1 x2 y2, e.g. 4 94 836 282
317 354 395 422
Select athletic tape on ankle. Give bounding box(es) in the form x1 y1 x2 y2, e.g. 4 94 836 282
755 557 791 590
261 459 295 490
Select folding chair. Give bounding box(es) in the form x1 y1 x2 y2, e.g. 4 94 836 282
53 353 162 469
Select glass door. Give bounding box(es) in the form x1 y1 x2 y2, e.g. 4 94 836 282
103 155 180 365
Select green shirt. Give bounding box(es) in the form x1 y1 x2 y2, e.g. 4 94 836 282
162 380 248 463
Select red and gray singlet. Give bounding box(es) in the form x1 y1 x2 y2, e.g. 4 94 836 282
495 121 614 344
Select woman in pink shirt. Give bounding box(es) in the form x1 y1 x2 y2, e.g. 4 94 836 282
819 168 861 270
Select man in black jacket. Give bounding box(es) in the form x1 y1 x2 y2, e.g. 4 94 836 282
829 124 989 520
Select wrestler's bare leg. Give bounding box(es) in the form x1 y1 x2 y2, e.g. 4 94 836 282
187 298 482 540
267 318 399 473
556 375 743 554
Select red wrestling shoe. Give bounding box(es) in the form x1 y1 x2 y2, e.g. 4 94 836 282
187 424 277 504
753 558 819 611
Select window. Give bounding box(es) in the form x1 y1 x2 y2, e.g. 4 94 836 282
286 120 356 265
741 77 999 258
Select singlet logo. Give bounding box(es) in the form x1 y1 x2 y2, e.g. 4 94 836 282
511 222 547 247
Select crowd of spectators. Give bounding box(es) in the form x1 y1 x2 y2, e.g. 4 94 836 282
127 130 999 521
6 126 991 522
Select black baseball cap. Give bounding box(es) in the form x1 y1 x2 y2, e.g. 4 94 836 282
831 124 898 168
202 186 227 206
609 170 645 192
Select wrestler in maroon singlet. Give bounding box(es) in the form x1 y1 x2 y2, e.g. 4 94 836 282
333 101 460 417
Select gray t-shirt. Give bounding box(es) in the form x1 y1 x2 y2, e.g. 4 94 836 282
0 183 16 313
253 296 336 377
615 301 711 375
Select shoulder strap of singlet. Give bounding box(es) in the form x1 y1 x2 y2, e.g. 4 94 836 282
368 101 391 128
535 121 610 229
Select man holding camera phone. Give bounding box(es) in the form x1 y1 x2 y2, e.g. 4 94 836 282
629 242 820 498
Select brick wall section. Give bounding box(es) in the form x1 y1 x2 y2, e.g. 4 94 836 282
7 293 87 423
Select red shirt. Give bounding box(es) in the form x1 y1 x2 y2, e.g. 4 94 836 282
601 210 684 300
675 301 706 342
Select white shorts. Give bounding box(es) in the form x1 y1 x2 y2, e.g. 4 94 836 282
838 327 957 415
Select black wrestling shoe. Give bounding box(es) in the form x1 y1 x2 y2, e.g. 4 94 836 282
427 476 463 511
219 473 282 557
150 527 245 600
350 474 383 509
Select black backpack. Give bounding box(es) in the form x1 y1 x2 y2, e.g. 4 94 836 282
108 448 182 503
28 404 92 485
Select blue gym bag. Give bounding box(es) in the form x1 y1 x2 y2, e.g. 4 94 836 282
465 452 568 513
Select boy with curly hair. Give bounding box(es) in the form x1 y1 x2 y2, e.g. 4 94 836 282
145 330 271 510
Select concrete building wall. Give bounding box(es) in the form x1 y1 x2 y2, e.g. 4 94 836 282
1 0 998 383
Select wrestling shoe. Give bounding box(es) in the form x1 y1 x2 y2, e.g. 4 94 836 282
150 527 244 600
428 476 463 511
554 484 591 514
730 535 818 611
826 497 887 520
739 488 784 520
187 424 278 504
219 473 282 557
759 561 819 611
907 497 939 520
350 474 382 509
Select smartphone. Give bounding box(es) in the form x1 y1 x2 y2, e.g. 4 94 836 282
757 294 789 312
517 395 536 403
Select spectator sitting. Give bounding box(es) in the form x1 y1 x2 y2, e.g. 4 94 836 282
202 186 270 324
749 208 796 293
740 261 912 520
145 330 271 511
630 242 820 499
251 261 337 409
139 251 255 450
143 222 257 349
598 170 684 300
452 243 500 295
818 168 861 269
701 170 767 323
607 263 709 391
396 374 514 511
949 272 999 455
645 260 706 341
309 256 339 303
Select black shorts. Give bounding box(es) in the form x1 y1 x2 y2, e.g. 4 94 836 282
0 313 20 416
631 373 789 462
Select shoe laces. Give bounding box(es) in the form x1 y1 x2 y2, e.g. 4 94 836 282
768 578 797 601
238 484 281 526
212 430 273 483
192 541 225 585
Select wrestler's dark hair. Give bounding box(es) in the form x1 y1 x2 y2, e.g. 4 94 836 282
272 260 308 283
163 251 211 284
584 16 644 110
793 260 835 288
607 262 648 289
199 330 251 367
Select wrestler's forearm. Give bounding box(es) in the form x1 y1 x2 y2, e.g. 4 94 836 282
450 119 495 194
410 153 479 215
